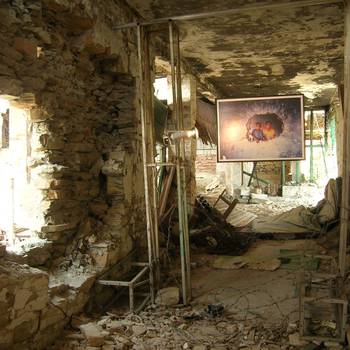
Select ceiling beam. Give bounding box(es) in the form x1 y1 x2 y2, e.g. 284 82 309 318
115 0 343 30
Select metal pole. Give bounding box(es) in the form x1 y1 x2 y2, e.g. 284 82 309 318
143 28 161 287
175 25 192 300
169 20 189 305
136 25 155 303
281 161 286 186
310 110 314 182
296 161 301 184
113 0 343 30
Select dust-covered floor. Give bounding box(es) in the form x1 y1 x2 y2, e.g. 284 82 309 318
50 239 334 350
49 178 340 350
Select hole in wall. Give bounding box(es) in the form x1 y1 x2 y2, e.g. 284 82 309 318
0 96 43 247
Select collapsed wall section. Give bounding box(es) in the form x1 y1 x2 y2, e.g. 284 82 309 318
0 0 148 348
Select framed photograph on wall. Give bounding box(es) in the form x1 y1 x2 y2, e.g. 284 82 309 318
216 95 305 162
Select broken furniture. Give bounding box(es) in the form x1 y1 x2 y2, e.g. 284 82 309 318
97 251 151 313
190 196 251 255
98 262 151 313
299 254 348 343
212 189 238 219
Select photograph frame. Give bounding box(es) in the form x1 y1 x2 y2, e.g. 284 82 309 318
216 94 305 163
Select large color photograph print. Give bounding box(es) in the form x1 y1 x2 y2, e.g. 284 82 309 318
217 95 305 162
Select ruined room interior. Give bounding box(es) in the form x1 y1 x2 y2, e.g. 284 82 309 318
0 0 349 349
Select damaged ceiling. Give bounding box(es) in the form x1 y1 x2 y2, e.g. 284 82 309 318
125 0 344 107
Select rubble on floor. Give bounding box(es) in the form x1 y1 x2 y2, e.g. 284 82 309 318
202 182 326 222
50 304 302 350
49 239 347 350
252 178 341 234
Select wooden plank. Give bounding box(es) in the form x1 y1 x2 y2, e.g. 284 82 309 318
213 189 226 207
223 199 238 219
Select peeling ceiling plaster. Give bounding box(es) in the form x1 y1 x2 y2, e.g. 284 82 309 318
126 0 344 106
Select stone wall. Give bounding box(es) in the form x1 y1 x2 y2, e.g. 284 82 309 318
0 0 149 348
0 261 50 349
1 0 146 258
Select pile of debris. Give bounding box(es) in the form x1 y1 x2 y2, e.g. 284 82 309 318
50 302 303 350
189 196 252 255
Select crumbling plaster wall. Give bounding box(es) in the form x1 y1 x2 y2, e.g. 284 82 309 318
0 0 150 348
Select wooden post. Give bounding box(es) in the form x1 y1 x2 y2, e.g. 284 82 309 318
339 2 350 277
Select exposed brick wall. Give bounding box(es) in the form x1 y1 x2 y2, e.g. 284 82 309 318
196 154 217 173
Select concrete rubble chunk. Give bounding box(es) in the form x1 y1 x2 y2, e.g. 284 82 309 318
79 322 105 347
155 287 180 306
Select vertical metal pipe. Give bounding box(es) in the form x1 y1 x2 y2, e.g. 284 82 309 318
143 29 160 287
169 20 188 305
175 26 192 299
151 164 160 286
310 110 314 182
296 161 301 184
281 161 286 186
136 25 155 304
